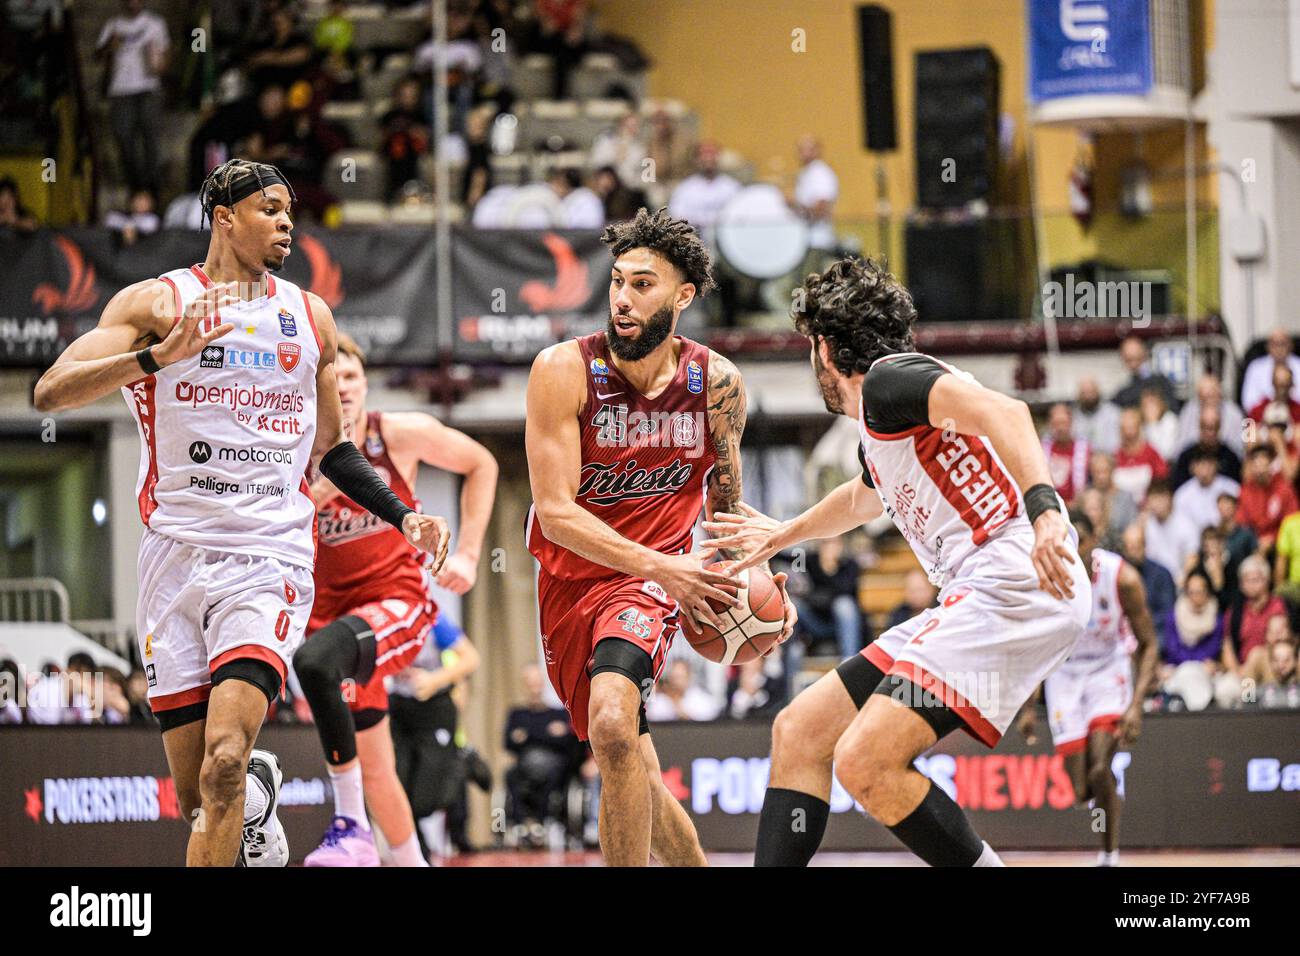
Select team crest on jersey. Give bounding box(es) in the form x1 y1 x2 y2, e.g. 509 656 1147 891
284 579 297 604
590 357 609 383
278 309 297 337
687 360 703 394
277 342 301 373
670 413 698 447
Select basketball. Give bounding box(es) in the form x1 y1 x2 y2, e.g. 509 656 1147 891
683 562 786 665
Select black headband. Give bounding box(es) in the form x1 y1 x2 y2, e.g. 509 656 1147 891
202 162 296 223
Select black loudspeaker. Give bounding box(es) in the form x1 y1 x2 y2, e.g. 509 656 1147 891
857 5 897 152
905 218 1019 322
913 46 999 208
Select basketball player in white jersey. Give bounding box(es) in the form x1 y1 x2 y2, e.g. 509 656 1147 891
1017 512 1158 866
33 159 451 867
703 256 1091 867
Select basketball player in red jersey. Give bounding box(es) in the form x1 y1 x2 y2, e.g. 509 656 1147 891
526 207 797 866
295 333 497 866
33 159 450 867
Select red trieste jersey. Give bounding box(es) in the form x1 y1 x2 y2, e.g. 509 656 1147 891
311 412 431 624
527 332 717 582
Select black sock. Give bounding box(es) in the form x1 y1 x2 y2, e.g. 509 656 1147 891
887 781 984 867
754 788 830 867
293 616 370 766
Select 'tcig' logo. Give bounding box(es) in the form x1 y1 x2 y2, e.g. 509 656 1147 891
49 885 151 936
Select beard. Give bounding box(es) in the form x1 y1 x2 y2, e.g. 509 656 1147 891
813 347 844 414
606 302 675 361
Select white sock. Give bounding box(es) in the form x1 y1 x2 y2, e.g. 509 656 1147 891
973 841 1005 867
1098 849 1120 866
327 764 370 830
391 832 429 867
243 773 268 825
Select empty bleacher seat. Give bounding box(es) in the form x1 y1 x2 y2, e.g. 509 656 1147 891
327 149 387 202
512 54 555 101
337 200 390 225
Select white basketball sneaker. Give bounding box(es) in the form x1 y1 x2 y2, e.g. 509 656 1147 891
241 749 289 867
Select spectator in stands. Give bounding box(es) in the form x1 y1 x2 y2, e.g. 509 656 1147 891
668 141 741 233
1241 328 1300 413
98 668 131 725
590 113 647 194
523 0 592 100
238 83 343 220
313 0 354 58
1074 375 1121 455
886 569 938 632
461 105 494 209
727 657 784 720
791 535 865 659
1236 444 1298 550
1079 487 1122 553
1246 615 1294 688
380 76 431 200
1122 521 1177 642
1247 361 1300 427
1041 403 1088 505
63 652 98 724
791 134 839 254
1144 478 1198 579
1162 569 1223 669
645 659 721 721
0 658 22 724
1112 335 1176 410
0 178 38 233
1140 385 1180 461
96 0 169 196
503 663 580 838
1261 403 1300 485
592 164 647 223
1177 372 1245 457
1087 451 1138 541
1114 406 1169 501
548 167 604 227
1185 526 1228 602
24 663 64 725
1222 554 1288 676
1172 448 1241 535
244 6 314 91
1265 639 1297 693
1171 404 1241 488
125 667 155 726
645 106 693 207
104 189 160 246
1274 504 1300 600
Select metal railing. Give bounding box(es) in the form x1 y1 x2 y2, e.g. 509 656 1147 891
0 578 70 624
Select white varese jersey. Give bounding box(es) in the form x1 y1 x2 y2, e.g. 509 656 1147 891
857 354 1035 589
1069 548 1135 664
123 265 321 569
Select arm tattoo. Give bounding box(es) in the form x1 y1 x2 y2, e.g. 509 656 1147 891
706 353 747 557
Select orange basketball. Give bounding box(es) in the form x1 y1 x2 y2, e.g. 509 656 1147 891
683 562 786 664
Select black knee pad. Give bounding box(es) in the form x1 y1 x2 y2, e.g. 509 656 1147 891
212 657 282 705
589 638 652 736
871 674 965 741
295 615 372 686
836 652 887 710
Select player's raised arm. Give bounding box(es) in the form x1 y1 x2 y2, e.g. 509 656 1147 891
33 279 235 412
1115 561 1160 744
526 341 740 631
386 411 499 594
925 372 1076 600
307 294 450 568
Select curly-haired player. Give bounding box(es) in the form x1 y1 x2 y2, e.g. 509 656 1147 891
703 256 1090 867
525 207 797 866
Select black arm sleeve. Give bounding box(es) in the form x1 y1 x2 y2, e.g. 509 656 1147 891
319 441 415 531
860 354 949 435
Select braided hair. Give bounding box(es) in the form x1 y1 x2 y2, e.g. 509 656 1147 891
792 256 917 376
198 158 297 226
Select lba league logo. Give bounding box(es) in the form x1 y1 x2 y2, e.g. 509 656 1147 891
277 342 301 373
687 360 703 394
278 308 297 337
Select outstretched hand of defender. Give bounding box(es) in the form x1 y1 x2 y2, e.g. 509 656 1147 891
701 502 790 573
1031 509 1076 600
403 512 451 573
152 282 238 367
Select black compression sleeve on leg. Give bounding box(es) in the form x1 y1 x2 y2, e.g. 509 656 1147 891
293 616 370 766
754 788 830 867
887 780 985 867
319 441 415 531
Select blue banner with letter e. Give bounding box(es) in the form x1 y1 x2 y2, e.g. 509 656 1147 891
1028 0 1152 102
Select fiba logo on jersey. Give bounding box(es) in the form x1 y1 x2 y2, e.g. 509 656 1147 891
188 441 212 463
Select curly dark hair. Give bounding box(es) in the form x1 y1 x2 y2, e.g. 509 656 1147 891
600 207 716 296
792 256 917 375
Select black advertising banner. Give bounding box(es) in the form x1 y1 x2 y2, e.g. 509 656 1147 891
451 226 609 361
650 710 1300 852
0 228 438 367
0 726 334 866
